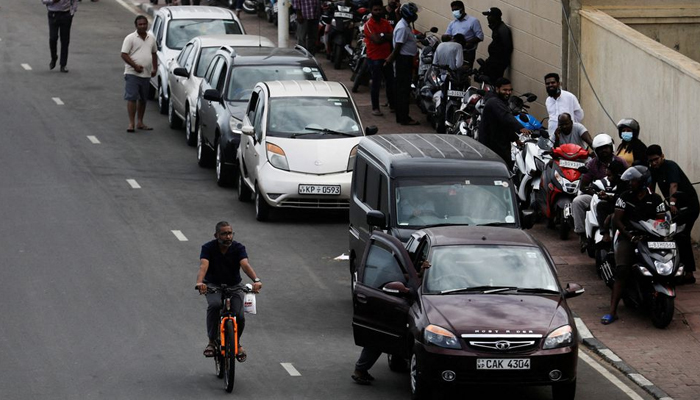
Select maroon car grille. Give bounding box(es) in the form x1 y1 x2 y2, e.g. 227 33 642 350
461 334 542 353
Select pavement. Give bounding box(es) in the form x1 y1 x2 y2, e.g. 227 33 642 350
129 2 700 398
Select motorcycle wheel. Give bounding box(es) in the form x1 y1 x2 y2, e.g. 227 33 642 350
651 294 675 329
242 1 257 14
333 44 343 70
352 60 368 93
558 208 570 240
596 250 615 288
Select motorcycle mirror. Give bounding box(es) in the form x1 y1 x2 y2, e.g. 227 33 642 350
526 94 538 102
539 129 550 139
429 27 438 33
520 209 535 229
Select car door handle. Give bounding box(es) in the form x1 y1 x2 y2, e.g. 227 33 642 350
356 293 368 303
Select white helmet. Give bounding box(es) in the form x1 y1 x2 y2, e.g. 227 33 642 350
592 133 614 156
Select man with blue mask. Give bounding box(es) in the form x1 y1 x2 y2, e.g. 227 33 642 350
445 1 483 67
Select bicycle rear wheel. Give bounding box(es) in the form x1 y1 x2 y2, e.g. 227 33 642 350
224 320 236 392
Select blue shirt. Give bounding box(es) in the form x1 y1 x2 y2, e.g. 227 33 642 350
200 240 248 285
445 14 484 42
393 19 417 56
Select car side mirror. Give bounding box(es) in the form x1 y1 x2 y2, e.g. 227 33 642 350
173 67 188 78
203 89 222 103
520 209 534 229
365 126 378 136
382 281 410 295
367 210 387 231
564 283 585 299
241 125 255 136
429 27 438 33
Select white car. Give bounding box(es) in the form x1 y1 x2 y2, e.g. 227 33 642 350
237 80 378 221
167 34 274 145
149 6 244 115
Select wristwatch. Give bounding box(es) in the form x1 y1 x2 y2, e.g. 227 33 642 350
380 33 385 38
253 278 261 283
670 201 676 206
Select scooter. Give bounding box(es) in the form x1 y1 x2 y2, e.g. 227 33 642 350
433 66 471 133
413 27 440 112
540 143 589 240
349 11 370 92
583 177 618 287
445 70 495 139
328 1 357 69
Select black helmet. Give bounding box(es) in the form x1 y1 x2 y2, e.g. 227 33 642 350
616 118 640 139
400 2 419 21
621 165 651 183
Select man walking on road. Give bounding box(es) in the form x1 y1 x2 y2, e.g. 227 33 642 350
386 2 420 126
120 15 157 133
293 0 320 54
480 7 512 83
43 0 78 73
545 72 584 137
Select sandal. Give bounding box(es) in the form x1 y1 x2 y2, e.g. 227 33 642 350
236 348 247 363
600 314 618 325
400 119 419 126
351 374 372 385
137 125 153 131
203 343 216 357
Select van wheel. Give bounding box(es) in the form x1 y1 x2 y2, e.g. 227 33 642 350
255 185 271 221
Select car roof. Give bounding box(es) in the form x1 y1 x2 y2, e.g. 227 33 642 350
421 226 539 247
214 46 319 65
195 34 275 48
358 134 510 177
261 80 348 98
157 6 236 19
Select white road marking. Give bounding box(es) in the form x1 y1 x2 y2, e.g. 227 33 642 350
574 317 593 340
21 63 32 70
628 373 653 387
115 0 143 16
87 136 100 144
580 352 646 400
171 230 188 242
52 97 64 105
280 363 301 376
126 179 141 189
334 253 349 261
600 348 622 362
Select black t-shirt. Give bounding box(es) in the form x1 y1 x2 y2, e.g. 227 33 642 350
615 189 666 228
650 160 699 208
200 240 248 285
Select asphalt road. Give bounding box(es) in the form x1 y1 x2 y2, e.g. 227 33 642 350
0 1 653 399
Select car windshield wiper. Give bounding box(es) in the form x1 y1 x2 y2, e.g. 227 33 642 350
440 286 517 294
516 288 561 295
477 222 515 227
303 127 357 137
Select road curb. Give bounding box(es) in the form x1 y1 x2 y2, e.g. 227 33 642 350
134 1 155 16
574 317 674 400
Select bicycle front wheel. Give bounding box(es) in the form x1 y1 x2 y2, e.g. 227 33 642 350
224 320 236 392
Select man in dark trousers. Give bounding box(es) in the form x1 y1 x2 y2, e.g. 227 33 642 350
480 7 512 83
647 145 699 284
42 0 78 72
386 2 420 125
478 78 529 169
364 0 394 116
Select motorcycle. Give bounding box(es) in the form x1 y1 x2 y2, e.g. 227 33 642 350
413 27 440 113
540 143 589 240
349 11 370 93
242 0 265 16
583 177 618 287
328 1 357 69
445 70 495 139
431 66 471 133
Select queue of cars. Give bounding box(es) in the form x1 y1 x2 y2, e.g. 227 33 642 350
148 6 582 399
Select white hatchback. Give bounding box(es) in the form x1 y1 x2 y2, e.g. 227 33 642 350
237 80 377 221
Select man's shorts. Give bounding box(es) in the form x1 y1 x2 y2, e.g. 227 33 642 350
614 237 636 280
124 74 151 102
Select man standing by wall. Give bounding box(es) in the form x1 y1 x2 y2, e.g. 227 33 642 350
545 72 584 137
386 2 420 126
42 0 78 73
445 1 483 67
121 16 157 133
294 0 320 55
480 7 512 83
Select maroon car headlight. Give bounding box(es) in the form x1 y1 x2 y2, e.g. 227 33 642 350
424 324 461 349
543 325 573 349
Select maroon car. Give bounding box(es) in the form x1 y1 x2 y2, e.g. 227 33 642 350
352 226 584 400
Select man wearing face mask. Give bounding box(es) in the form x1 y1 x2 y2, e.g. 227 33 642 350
544 72 584 138
478 78 531 169
445 1 483 68
196 221 262 361
615 118 647 166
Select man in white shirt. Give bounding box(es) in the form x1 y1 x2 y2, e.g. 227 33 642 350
121 15 157 132
544 72 584 137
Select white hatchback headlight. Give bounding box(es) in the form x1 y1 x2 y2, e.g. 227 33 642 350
267 143 289 171
347 145 358 172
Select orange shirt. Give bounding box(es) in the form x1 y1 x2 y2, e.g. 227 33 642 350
364 17 393 60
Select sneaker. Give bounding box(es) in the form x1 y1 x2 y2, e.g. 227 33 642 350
371 109 383 116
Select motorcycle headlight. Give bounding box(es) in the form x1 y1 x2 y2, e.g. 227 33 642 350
554 171 566 186
424 325 461 349
266 143 289 171
543 325 573 349
347 145 358 172
654 259 674 276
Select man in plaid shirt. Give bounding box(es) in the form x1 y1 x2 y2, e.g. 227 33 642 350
294 0 321 54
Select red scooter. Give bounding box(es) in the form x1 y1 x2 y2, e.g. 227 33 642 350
539 143 589 239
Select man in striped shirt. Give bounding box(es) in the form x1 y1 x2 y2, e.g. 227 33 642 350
42 0 78 72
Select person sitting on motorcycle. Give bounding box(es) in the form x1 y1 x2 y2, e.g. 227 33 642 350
572 133 628 252
196 221 262 360
432 34 466 71
601 166 666 324
594 160 628 242
615 118 647 166
553 112 592 149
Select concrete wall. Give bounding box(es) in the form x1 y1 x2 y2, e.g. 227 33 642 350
411 0 564 119
578 8 700 239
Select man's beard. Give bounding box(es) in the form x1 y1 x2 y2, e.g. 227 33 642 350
218 239 232 247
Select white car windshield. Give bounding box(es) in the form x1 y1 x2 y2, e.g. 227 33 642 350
267 97 362 138
167 20 242 50
225 66 324 101
423 246 559 294
395 177 517 227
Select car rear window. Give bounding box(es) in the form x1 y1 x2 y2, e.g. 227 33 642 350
167 20 242 50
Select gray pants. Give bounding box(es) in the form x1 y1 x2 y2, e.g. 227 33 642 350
572 194 592 234
296 18 318 54
206 284 245 342
355 347 382 372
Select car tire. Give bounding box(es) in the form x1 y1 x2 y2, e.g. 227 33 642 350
255 184 271 221
158 83 168 115
197 123 214 168
168 94 183 129
185 106 197 147
237 171 252 202
387 354 409 372
216 138 236 187
410 353 431 400
552 379 576 400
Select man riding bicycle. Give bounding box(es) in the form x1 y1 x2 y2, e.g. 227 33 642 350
196 221 262 361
